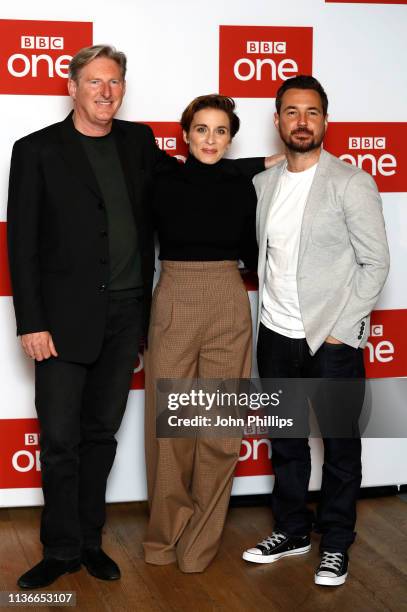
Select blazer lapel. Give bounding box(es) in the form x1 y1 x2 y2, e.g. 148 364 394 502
257 163 285 330
259 163 286 252
297 149 330 264
57 112 102 199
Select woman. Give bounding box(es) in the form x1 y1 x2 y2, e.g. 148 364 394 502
143 94 272 573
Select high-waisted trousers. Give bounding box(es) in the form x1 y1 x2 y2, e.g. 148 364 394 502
143 261 252 573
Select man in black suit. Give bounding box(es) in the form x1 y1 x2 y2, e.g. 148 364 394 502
8 44 277 589
7 44 170 589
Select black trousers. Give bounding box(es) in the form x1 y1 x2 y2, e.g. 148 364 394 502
257 323 365 553
35 294 143 559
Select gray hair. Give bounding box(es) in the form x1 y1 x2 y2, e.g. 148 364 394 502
68 45 127 82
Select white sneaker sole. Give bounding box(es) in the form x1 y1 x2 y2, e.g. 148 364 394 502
242 544 311 564
314 572 348 586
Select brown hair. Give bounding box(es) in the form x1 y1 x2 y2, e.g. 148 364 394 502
275 75 328 116
180 94 240 138
68 45 127 82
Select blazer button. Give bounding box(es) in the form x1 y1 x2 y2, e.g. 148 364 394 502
98 202 105 210
99 283 107 292
100 230 108 237
100 258 108 264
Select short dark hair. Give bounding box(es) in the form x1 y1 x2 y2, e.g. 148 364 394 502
275 75 328 116
180 94 240 138
69 45 127 82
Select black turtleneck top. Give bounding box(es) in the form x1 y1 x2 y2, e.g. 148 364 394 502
152 155 262 270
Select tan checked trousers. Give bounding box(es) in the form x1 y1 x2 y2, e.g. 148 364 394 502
143 260 252 573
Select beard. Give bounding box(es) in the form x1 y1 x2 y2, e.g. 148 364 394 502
281 127 324 153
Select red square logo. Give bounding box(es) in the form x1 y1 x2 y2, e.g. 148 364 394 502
0 19 93 95
143 122 189 162
130 351 145 390
0 419 41 489
235 437 273 477
324 123 407 192
240 269 258 292
364 309 407 378
219 25 313 98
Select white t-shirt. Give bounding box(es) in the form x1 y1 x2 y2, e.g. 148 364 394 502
261 162 318 338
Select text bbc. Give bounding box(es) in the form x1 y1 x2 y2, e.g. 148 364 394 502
155 137 176 151
246 41 286 54
21 36 64 49
348 137 386 150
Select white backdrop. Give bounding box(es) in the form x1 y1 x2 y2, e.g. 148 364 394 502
0 0 406 506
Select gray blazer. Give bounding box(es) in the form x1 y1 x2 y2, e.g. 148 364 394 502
254 149 390 355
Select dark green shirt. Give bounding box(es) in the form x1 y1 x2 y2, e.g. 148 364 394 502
80 131 143 291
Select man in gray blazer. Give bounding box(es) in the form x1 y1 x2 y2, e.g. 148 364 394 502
242 76 389 586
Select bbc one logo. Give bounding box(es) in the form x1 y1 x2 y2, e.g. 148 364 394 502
156 137 177 152
235 41 292 82
343 137 396 177
131 351 145 390
365 324 394 365
363 309 407 378
12 433 41 474
219 25 313 98
324 123 407 192
145 122 189 162
235 438 273 477
155 136 185 162
0 19 92 95
0 419 42 489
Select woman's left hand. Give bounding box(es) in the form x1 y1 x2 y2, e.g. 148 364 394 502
264 152 286 169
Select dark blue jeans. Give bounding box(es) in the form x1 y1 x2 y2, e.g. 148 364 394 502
257 324 365 553
35 294 143 559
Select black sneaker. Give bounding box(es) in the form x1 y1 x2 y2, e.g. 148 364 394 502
314 551 348 586
242 531 311 564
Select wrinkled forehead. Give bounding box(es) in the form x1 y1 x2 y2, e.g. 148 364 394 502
76 57 124 81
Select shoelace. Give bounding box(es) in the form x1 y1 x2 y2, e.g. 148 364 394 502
319 552 343 571
258 532 286 550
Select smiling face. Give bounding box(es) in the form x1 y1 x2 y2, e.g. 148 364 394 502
183 108 232 164
68 57 126 136
275 88 327 153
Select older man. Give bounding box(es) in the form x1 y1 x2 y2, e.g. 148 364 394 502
8 45 277 589
7 44 164 589
242 75 389 586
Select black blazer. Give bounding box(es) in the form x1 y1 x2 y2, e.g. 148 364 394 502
7 112 171 363
7 112 264 364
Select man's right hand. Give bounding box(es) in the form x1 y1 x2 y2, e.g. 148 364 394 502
21 331 58 361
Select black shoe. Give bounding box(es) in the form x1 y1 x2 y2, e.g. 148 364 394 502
17 558 81 589
314 551 348 586
81 548 121 580
242 531 311 564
